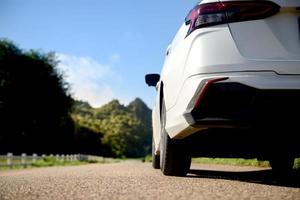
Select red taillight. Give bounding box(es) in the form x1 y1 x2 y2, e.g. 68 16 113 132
185 1 280 36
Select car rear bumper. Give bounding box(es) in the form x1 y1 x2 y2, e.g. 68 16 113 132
165 72 300 139
186 83 300 127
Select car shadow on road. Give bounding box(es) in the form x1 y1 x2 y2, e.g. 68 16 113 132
188 168 300 188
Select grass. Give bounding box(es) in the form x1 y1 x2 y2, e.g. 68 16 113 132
192 157 270 167
0 156 120 171
144 155 152 163
294 158 300 169
192 157 300 169
144 155 300 169
31 156 94 167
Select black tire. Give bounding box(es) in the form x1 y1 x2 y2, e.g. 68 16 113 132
269 153 294 176
160 101 191 176
152 139 160 169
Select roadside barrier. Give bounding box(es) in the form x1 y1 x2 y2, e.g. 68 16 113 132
0 153 107 168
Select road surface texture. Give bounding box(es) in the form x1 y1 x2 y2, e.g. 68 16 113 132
0 161 300 200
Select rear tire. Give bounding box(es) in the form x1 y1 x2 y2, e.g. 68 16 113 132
160 101 191 176
152 139 160 169
269 153 294 176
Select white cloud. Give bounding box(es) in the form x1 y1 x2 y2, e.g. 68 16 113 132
57 53 119 107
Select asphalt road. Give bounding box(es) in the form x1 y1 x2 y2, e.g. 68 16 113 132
1 161 300 200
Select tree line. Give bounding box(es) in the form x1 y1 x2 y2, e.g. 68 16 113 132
0 39 152 158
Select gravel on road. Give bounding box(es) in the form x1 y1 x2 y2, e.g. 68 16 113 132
0 162 300 200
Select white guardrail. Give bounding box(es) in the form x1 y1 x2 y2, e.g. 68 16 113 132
0 153 107 168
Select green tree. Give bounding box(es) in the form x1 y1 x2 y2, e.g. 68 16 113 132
71 100 105 155
100 112 143 157
0 39 74 153
127 98 152 154
72 99 152 157
0 39 152 156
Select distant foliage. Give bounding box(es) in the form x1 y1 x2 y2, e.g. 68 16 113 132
72 98 152 158
0 39 74 154
0 39 152 157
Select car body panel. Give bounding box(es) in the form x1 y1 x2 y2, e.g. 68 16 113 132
229 7 300 62
152 82 162 154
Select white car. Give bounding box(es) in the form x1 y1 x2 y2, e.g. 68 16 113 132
146 0 300 176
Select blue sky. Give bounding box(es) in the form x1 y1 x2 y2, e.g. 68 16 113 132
0 0 198 108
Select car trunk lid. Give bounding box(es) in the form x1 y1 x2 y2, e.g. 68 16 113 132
224 0 300 74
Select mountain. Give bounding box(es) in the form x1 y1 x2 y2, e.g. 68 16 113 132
94 99 128 120
72 98 152 157
127 98 152 124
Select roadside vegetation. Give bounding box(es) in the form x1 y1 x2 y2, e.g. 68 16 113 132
0 39 152 159
193 157 300 169
145 155 300 169
0 157 89 170
0 156 121 170
192 158 270 167
72 98 152 158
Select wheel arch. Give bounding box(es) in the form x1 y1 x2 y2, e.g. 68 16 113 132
159 81 164 119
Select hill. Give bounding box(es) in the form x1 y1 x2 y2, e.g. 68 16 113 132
72 98 152 157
